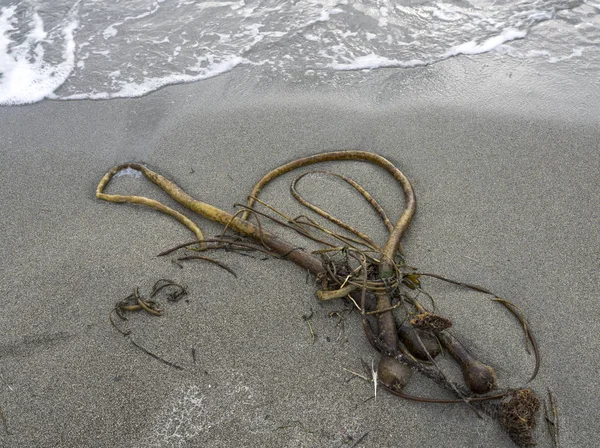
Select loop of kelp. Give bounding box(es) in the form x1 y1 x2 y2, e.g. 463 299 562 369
97 151 544 447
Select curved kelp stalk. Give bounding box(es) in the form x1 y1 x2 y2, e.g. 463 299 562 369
97 151 543 447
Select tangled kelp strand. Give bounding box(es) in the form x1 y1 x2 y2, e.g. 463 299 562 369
97 151 547 446
498 388 541 447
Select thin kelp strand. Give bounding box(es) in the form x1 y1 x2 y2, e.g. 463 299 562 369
417 271 539 382
294 170 394 231
243 151 416 263
218 208 248 241
238 199 315 239
291 170 383 251
417 272 493 294
249 210 270 251
247 195 316 236
544 388 560 448
234 204 334 248
380 383 506 404
293 215 380 254
491 298 532 353
492 297 540 383
158 239 277 258
177 255 238 278
129 339 184 371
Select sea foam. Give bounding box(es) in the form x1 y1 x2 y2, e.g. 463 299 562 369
0 4 79 105
0 0 594 105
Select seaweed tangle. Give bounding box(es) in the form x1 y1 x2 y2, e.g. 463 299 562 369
97 151 545 446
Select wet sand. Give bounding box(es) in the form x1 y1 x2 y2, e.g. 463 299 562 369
0 55 598 447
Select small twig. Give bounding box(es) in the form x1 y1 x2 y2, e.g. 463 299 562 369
350 432 369 448
346 294 362 311
192 347 197 365
544 388 560 448
129 339 184 371
301 309 316 344
343 368 370 382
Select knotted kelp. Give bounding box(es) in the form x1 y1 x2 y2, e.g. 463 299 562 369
97 151 547 446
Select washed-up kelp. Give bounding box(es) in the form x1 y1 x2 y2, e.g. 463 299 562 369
97 151 547 447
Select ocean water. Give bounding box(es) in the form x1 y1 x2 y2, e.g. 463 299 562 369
0 0 598 105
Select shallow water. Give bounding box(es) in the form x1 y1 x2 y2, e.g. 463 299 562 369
1 0 598 105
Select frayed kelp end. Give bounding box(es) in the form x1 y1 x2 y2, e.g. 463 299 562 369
410 311 452 333
498 388 541 447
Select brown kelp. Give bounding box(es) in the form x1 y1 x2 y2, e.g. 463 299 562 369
97 151 544 446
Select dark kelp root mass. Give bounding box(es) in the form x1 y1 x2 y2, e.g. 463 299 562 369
97 151 547 447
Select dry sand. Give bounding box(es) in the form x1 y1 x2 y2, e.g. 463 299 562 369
0 55 599 447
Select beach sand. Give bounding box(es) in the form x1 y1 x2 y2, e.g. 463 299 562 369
0 54 598 447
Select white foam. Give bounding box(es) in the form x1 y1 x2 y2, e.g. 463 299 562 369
0 0 593 105
587 1 600 11
61 54 244 100
549 47 583 63
444 28 527 57
523 46 584 62
0 5 79 105
329 54 427 70
102 24 119 39
432 3 463 22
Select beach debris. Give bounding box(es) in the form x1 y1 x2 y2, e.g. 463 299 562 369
129 339 184 371
151 279 187 302
409 311 452 333
175 255 237 278
370 360 378 400
498 388 541 447
301 308 316 344
544 388 560 448
349 432 369 448
97 151 546 446
343 367 370 383
438 331 498 395
108 280 188 369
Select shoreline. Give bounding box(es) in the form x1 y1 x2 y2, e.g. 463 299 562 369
1 54 598 447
